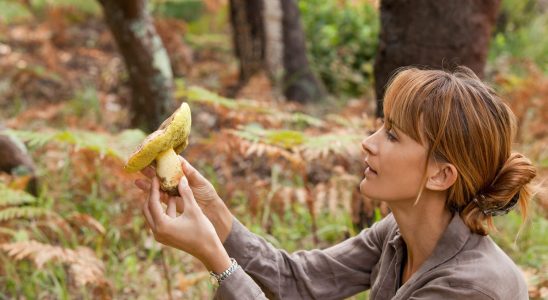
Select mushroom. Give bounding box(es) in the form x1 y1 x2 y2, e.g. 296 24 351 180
124 102 191 195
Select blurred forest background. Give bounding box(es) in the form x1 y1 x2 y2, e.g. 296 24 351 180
0 0 546 299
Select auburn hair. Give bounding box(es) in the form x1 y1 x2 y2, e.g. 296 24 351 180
383 66 537 235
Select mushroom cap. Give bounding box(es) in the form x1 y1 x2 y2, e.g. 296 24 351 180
124 102 191 172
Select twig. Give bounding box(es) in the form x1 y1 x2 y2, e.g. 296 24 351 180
160 248 173 300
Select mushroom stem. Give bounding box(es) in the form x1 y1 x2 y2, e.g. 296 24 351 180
156 148 184 195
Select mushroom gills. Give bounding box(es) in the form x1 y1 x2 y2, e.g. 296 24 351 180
156 148 184 196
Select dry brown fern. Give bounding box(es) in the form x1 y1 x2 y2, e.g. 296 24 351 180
0 240 108 287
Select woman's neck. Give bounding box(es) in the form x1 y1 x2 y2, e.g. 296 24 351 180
389 193 453 284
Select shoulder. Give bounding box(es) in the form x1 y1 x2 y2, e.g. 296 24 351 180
324 214 398 259
427 235 528 300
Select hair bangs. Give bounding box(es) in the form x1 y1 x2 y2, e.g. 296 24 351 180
382 68 434 145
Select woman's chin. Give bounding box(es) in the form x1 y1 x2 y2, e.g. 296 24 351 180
359 180 372 197
359 180 384 202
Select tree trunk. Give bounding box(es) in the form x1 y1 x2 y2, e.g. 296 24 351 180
229 0 266 84
280 0 325 103
229 0 324 102
374 0 500 117
0 134 38 195
98 0 174 132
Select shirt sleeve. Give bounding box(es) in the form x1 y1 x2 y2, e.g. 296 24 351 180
408 284 494 300
215 215 395 300
213 267 268 300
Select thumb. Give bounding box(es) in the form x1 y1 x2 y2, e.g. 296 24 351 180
179 156 208 187
178 176 199 213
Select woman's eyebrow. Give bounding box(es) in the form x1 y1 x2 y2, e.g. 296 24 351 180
385 118 399 131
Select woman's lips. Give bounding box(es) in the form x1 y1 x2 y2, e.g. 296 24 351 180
364 161 378 176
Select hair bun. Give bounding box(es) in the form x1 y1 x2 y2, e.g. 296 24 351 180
478 153 536 215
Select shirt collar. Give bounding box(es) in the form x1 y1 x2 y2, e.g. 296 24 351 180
422 213 471 269
392 213 471 287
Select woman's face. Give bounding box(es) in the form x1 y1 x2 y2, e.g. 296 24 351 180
359 124 429 203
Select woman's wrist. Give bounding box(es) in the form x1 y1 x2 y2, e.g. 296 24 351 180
203 197 233 243
201 242 232 274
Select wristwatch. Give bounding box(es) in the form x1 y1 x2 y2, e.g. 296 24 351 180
210 258 239 285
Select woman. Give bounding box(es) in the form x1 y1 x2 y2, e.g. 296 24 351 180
136 67 537 299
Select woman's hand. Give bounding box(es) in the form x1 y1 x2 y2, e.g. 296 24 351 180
135 157 220 213
135 157 234 242
142 176 231 273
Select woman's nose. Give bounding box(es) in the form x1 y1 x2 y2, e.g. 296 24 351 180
362 131 379 155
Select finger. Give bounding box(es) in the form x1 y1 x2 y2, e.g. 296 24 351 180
142 198 155 230
167 197 177 218
178 176 199 214
179 156 208 186
149 177 167 224
140 166 156 178
160 190 169 203
176 198 185 214
135 179 151 191
162 195 185 213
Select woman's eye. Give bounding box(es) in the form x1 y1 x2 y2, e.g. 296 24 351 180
385 129 397 141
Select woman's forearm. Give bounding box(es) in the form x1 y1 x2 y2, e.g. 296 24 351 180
203 197 234 243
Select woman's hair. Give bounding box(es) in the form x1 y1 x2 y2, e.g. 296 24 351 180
383 66 537 235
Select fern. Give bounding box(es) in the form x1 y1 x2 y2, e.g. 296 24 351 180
6 130 56 149
182 84 239 109
231 124 362 160
0 240 107 287
4 129 146 160
300 133 362 160
177 82 324 127
232 124 305 149
0 183 36 207
178 83 265 112
0 207 49 222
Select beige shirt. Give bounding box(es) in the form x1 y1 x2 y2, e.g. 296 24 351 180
214 213 528 300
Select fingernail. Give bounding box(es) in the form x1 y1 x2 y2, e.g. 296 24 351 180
180 176 188 188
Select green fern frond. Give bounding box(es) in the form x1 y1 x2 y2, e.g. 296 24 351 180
55 130 113 156
4 129 146 160
300 133 362 159
182 85 238 109
5 130 56 149
233 125 362 159
177 84 325 127
233 125 305 149
0 183 36 207
265 130 305 148
290 112 324 127
0 207 49 222
183 85 273 113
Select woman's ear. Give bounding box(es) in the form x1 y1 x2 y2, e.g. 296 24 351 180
426 161 458 191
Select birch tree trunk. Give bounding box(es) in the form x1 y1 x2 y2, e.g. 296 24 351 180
98 0 174 131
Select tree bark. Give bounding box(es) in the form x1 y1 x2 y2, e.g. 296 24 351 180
280 0 325 103
374 0 500 117
229 0 324 102
0 135 38 195
229 0 266 84
98 0 174 132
